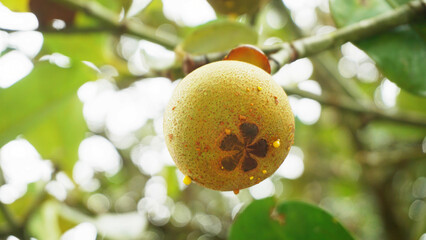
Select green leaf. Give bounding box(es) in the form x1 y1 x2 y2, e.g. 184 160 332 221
42 33 110 65
0 61 96 174
8 182 45 223
162 166 180 200
386 0 426 41
28 200 62 240
181 20 258 55
229 198 354 240
0 0 29 11
329 0 426 96
25 96 87 173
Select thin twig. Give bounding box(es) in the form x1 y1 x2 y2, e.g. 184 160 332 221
267 0 426 66
285 88 426 127
1 26 117 34
54 0 179 49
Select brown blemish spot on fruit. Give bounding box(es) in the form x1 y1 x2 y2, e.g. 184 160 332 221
168 134 173 141
219 122 268 172
239 115 247 121
172 106 176 110
274 96 279 105
233 189 239 195
250 103 254 106
204 145 210 152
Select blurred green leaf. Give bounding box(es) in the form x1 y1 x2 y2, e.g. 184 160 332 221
181 20 258 55
388 0 426 40
96 0 125 12
329 0 426 96
28 200 61 240
137 0 193 39
229 198 354 240
162 166 180 200
256 0 297 43
0 0 29 11
42 33 110 65
25 96 87 174
0 61 96 174
8 182 45 224
136 0 165 24
397 90 426 113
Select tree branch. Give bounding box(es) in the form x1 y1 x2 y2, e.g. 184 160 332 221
1 26 117 34
285 88 426 127
267 0 426 66
50 0 425 62
42 0 426 128
54 0 179 49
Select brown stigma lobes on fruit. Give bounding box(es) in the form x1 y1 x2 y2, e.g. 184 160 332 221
164 60 294 192
219 122 268 172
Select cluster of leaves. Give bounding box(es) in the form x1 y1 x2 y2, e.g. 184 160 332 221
0 0 425 239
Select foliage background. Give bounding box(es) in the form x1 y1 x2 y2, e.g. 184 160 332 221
0 0 425 239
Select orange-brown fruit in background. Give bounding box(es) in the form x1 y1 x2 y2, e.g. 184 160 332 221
163 60 294 191
224 45 271 74
30 0 76 27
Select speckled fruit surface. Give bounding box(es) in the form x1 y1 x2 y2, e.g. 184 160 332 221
163 60 294 191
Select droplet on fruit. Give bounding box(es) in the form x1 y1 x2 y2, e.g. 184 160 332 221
273 139 281 148
183 175 192 185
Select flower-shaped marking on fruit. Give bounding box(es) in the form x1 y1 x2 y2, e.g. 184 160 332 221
219 123 268 172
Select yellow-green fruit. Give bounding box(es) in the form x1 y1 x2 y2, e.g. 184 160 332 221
163 60 294 191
